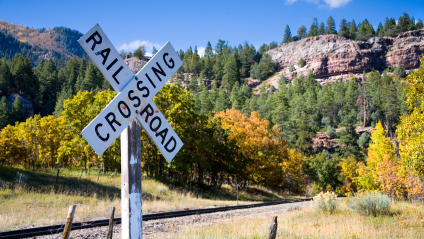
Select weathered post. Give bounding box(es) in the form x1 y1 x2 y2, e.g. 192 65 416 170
107 206 115 239
16 173 22 190
55 169 60 185
77 24 183 239
62 205 77 239
121 120 142 239
267 216 278 239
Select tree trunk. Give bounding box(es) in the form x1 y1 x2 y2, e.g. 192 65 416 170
197 163 203 187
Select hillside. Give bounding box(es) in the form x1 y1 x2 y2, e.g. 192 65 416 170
267 29 424 84
0 20 84 64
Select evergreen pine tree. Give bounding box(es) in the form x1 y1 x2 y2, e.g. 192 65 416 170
338 19 350 38
183 47 193 73
308 18 319 36
205 41 213 58
0 59 13 95
221 55 239 93
326 16 337 34
10 54 39 100
283 25 292 44
297 25 307 39
199 86 212 115
152 46 158 55
318 22 325 35
133 45 145 59
209 81 219 107
187 76 199 93
416 19 424 29
54 87 73 117
10 96 23 123
0 96 9 128
214 87 231 113
377 22 384 37
191 47 200 74
393 62 406 78
350 19 358 39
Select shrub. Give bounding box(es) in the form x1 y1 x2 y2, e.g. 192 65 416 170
347 191 390 216
393 62 406 78
313 191 337 214
326 126 336 138
297 57 306 67
289 64 295 72
357 132 370 148
321 116 332 127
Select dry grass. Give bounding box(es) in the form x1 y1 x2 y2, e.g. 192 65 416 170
174 200 424 238
0 165 293 231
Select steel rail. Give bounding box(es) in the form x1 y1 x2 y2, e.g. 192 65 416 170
0 198 311 238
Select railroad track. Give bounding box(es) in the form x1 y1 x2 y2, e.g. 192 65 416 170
0 198 312 239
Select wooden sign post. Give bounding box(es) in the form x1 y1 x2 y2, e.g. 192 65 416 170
78 24 183 239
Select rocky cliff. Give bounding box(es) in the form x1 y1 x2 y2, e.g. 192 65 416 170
268 29 424 83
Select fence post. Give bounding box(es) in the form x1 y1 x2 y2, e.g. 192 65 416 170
267 216 278 239
62 205 77 239
55 169 60 185
16 173 22 190
107 206 115 239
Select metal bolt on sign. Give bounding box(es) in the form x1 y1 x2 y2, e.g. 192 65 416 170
78 24 184 239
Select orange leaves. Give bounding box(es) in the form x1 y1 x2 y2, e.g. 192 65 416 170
214 109 299 187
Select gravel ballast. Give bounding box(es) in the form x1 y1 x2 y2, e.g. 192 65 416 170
26 201 311 239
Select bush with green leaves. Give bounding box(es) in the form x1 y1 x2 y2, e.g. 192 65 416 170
322 116 332 127
393 62 406 78
326 126 336 138
347 191 390 216
289 64 295 72
357 132 370 148
313 191 337 214
297 57 306 67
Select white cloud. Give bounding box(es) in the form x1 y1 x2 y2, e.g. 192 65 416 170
323 0 352 8
285 0 352 8
117 40 162 57
197 47 206 57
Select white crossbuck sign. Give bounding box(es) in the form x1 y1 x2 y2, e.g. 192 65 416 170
78 24 183 162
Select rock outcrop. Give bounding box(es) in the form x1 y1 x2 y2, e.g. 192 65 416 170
268 29 424 83
6 93 34 119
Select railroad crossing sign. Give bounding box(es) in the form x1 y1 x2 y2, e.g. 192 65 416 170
78 24 183 239
78 24 183 162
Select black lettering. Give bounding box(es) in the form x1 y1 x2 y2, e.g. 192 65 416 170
95 123 109 141
136 81 150 98
140 104 154 122
163 53 175 69
100 48 111 65
164 136 177 153
152 62 166 81
128 90 141 108
112 66 123 84
149 116 162 131
106 58 118 70
105 112 121 132
156 128 168 145
118 101 131 118
85 31 102 51
145 73 156 88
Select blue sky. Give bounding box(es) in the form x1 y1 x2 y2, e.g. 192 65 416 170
0 0 423 56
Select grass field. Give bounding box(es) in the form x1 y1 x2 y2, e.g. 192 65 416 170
0 165 298 231
175 200 424 238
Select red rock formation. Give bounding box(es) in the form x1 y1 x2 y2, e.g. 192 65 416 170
268 29 424 82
